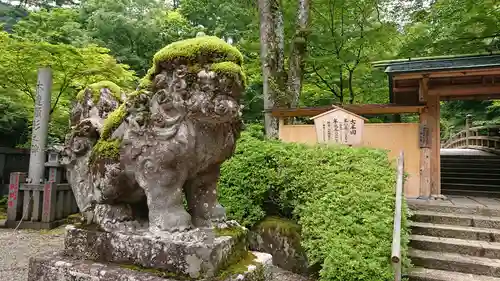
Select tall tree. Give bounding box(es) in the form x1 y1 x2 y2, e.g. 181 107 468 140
307 0 399 104
258 0 284 137
0 31 136 143
258 0 311 137
81 0 200 75
288 0 310 107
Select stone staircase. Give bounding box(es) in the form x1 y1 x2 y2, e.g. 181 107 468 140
408 200 500 281
441 154 500 197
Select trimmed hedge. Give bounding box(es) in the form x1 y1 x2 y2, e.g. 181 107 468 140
218 124 410 281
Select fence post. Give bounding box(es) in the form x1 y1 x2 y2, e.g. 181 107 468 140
465 114 473 148
41 182 57 223
7 172 26 222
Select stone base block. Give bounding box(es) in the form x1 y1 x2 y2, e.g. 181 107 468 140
64 224 248 278
28 251 169 281
28 251 273 281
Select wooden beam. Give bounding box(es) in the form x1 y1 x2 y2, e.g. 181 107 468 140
393 87 419 93
271 104 425 117
429 84 500 96
440 93 500 101
419 77 429 102
392 68 500 81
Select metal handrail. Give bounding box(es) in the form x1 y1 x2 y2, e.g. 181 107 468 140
391 151 404 281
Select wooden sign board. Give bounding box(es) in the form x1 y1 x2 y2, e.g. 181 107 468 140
419 124 430 148
311 106 367 145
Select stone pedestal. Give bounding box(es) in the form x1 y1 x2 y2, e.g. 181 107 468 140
28 251 273 281
28 225 274 281
63 225 248 278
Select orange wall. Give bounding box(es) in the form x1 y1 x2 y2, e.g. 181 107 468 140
279 123 421 197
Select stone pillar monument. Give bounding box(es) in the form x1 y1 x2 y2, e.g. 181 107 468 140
28 68 52 184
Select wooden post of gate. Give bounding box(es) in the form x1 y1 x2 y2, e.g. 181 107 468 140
7 172 26 222
465 114 472 148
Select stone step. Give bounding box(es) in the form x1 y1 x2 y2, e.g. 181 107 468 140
409 267 500 281
441 183 500 192
441 157 500 163
408 200 500 216
441 189 500 198
442 172 500 179
441 167 500 173
442 177 500 184
410 222 500 242
442 162 497 168
409 249 500 277
410 235 500 258
412 210 500 229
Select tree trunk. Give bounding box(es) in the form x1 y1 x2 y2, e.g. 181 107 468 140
288 0 310 108
258 0 284 138
348 69 355 104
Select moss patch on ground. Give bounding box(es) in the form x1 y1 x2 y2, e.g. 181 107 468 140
101 104 127 140
76 81 122 103
39 226 66 235
215 226 250 276
216 251 258 281
215 226 248 239
256 216 301 241
89 138 121 165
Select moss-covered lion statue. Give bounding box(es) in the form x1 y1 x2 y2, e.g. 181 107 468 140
61 36 246 232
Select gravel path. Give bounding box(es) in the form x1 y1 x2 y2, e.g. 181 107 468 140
0 227 65 281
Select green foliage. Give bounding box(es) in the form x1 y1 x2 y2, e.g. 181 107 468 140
179 0 257 41
0 31 135 144
0 90 30 147
0 195 7 218
80 0 201 75
12 8 90 45
219 125 409 281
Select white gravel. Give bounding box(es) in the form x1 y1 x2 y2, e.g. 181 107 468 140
0 227 65 281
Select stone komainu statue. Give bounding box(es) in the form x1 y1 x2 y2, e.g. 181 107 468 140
62 37 245 232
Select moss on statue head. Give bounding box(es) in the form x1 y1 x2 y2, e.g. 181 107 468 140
142 36 244 84
154 36 243 66
210 62 247 88
76 81 122 103
89 138 121 165
101 104 127 140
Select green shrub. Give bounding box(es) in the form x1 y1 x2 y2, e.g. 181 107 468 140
218 124 410 281
0 195 7 219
